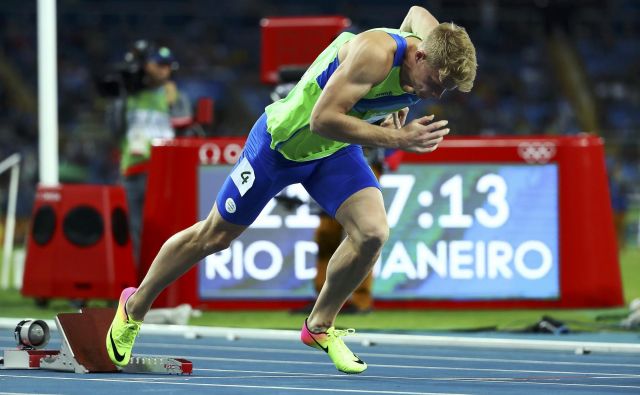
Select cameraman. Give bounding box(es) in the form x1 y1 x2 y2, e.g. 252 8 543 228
106 41 192 267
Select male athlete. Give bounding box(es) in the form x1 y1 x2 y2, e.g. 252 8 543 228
107 6 477 374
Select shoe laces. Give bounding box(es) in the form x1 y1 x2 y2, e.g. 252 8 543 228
327 327 356 339
325 328 358 357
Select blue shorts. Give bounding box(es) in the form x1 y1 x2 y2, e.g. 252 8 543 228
216 113 380 225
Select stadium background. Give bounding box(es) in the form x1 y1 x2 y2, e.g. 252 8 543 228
0 0 638 330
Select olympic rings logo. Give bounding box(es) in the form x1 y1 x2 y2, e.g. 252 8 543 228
517 142 556 164
198 143 242 165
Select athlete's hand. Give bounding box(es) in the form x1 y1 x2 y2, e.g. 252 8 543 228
395 107 409 127
380 114 396 129
397 115 449 153
381 107 409 129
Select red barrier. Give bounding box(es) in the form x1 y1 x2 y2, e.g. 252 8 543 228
260 16 351 84
22 184 137 301
139 134 623 309
396 135 622 309
139 138 245 307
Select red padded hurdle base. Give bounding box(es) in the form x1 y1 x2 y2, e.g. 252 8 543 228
21 184 137 301
260 15 351 84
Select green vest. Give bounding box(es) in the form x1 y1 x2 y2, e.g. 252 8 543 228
120 88 174 173
264 28 421 162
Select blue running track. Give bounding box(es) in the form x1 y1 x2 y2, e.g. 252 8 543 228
1 330 639 394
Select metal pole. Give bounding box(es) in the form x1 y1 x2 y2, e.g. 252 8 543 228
37 0 59 186
1 158 20 290
0 153 20 175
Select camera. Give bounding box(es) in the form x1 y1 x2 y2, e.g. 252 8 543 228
96 40 177 97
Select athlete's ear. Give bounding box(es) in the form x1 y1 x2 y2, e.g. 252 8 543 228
415 49 427 62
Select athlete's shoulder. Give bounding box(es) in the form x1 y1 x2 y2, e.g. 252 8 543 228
345 30 396 64
350 28 420 59
364 27 422 40
354 29 398 48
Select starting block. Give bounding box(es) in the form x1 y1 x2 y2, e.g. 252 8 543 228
1 307 192 374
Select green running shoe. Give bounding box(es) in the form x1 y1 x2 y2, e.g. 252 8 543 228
106 287 142 367
301 318 367 374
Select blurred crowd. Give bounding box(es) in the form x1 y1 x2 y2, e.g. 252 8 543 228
0 0 638 242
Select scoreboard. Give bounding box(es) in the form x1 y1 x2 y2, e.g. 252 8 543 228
198 164 559 301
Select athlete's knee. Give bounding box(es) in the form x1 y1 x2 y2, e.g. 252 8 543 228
203 234 233 256
351 221 389 252
181 216 235 257
199 224 234 255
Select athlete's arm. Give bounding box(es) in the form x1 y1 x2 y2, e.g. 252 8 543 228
310 33 448 153
399 6 439 39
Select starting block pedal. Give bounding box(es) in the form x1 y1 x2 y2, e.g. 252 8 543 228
2 349 60 369
1 307 192 375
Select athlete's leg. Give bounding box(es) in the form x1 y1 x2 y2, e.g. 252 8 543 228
126 203 247 321
127 113 293 321
107 202 248 367
307 187 388 330
347 164 383 312
108 112 313 367
314 212 373 313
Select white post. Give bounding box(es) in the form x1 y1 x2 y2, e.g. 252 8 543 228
37 0 59 186
1 155 20 290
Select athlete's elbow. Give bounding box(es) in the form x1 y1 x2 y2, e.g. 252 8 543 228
409 5 429 19
310 112 331 137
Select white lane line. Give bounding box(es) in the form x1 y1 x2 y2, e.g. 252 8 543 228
1 370 638 392
133 342 640 368
435 377 640 390
120 368 640 385
0 393 62 395
192 369 640 383
138 354 640 378
192 367 640 382
0 374 468 395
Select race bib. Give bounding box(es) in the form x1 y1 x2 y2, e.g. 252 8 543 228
230 158 255 196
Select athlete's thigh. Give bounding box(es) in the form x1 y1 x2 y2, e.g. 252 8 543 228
334 187 387 238
215 114 316 225
215 115 289 225
215 151 282 225
302 145 381 219
200 201 250 245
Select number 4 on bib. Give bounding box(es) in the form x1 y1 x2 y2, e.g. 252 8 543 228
231 158 255 196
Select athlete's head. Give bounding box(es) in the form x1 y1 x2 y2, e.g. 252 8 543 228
408 22 477 99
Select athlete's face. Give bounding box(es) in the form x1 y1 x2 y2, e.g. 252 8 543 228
411 52 455 100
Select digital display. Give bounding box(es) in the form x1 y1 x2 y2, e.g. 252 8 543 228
198 164 559 300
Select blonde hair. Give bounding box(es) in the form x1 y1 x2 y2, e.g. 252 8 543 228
422 22 477 92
